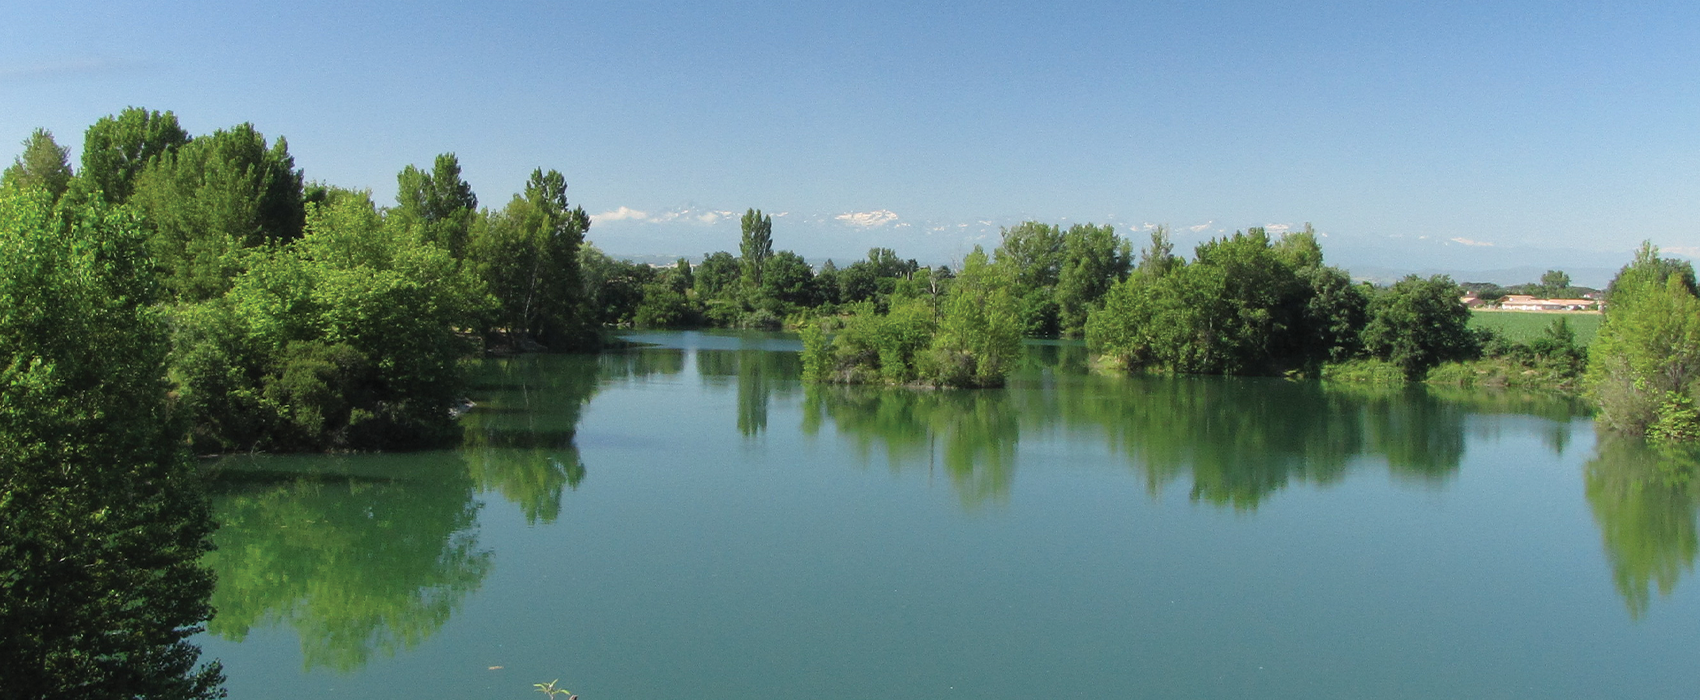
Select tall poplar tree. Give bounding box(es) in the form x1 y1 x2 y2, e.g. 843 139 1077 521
740 208 773 289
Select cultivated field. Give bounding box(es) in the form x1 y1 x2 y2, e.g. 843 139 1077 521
1469 310 1603 346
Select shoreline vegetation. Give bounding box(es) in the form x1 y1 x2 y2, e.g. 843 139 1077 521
4 107 1698 698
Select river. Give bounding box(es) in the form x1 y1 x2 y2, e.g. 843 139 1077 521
197 330 1700 699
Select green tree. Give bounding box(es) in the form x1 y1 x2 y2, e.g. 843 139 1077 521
994 221 1065 289
172 192 488 451
393 153 478 258
994 221 1065 337
761 250 817 308
670 257 695 294
578 245 656 327
1587 243 1700 436
694 251 740 299
834 248 919 308
1540 269 1572 298
1297 264 1370 364
837 259 880 304
814 259 842 305
1055 223 1132 336
1271 226 1367 367
802 298 937 385
129 123 306 301
467 169 590 347
633 282 693 328
1360 275 1477 378
863 247 918 280
1136 225 1179 279
74 107 191 203
739 208 773 289
0 188 223 698
803 248 1021 388
1 128 74 201
1088 228 1312 375
922 247 1024 387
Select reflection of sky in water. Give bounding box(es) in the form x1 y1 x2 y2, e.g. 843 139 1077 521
199 333 1700 700
572 431 670 451
618 329 803 353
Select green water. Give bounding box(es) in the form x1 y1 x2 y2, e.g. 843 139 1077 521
199 331 1700 699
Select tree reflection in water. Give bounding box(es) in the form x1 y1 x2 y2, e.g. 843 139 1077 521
205 337 1657 672
803 342 1587 511
1585 437 1700 618
461 354 610 524
804 386 1021 508
204 452 491 672
204 353 617 671
698 348 802 437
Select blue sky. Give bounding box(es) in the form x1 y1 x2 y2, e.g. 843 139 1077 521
3 1 1697 284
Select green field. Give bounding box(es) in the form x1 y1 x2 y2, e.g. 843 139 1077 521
1469 310 1602 346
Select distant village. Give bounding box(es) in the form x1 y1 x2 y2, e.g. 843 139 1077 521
1458 271 1602 312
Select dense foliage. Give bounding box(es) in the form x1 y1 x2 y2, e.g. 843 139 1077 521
0 188 222 699
802 249 1021 387
1086 227 1369 376
1359 274 1478 378
469 169 591 348
0 106 611 697
0 108 606 454
171 191 489 452
1586 243 1700 438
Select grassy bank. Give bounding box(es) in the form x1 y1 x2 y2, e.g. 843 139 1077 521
1323 356 1584 391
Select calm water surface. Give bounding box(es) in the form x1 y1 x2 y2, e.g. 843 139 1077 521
199 331 1700 699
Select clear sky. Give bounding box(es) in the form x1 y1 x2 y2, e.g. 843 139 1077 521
3 1 1697 283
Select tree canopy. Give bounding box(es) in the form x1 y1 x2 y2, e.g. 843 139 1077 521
0 128 73 201
0 187 223 699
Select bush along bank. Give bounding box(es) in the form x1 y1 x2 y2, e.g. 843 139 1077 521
801 248 1023 388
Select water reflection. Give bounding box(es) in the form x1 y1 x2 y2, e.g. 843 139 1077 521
803 387 1020 508
1585 438 1700 618
205 336 1648 675
462 354 605 524
698 348 802 437
205 453 491 672
801 343 1587 510
205 354 609 671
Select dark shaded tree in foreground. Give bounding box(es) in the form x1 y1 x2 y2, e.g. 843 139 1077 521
0 188 223 698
